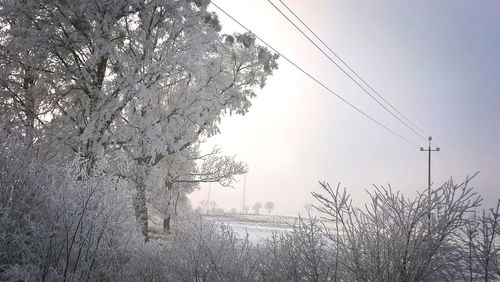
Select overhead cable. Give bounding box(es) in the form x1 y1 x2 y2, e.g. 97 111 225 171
268 0 427 141
211 1 420 148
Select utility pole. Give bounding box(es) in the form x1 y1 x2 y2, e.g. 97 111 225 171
420 136 440 232
207 183 211 203
206 183 211 214
242 174 247 213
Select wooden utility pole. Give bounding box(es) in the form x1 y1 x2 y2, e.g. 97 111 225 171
420 136 440 231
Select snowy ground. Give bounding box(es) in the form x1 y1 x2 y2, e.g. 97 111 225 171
202 214 298 243
149 213 335 244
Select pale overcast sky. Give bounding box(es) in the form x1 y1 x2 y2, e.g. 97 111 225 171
189 0 500 215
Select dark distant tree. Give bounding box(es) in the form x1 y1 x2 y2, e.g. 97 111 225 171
304 204 312 213
265 201 275 213
252 202 262 214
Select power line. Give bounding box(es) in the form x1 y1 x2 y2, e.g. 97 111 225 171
273 0 427 138
268 0 427 141
211 1 420 148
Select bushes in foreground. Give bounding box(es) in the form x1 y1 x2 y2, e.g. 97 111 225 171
1 140 498 281
0 138 171 281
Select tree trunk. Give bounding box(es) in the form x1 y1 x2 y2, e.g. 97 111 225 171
23 66 36 144
162 181 173 231
133 185 149 241
163 216 170 232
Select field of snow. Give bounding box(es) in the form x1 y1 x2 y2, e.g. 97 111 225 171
202 214 298 243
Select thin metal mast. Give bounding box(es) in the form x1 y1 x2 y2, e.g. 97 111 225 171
242 174 247 213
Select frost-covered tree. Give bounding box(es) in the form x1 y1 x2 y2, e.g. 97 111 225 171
0 3 54 143
148 146 248 231
0 0 278 237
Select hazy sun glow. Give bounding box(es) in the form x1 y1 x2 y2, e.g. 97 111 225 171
189 0 500 215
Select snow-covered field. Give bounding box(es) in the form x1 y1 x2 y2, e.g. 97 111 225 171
202 214 298 243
